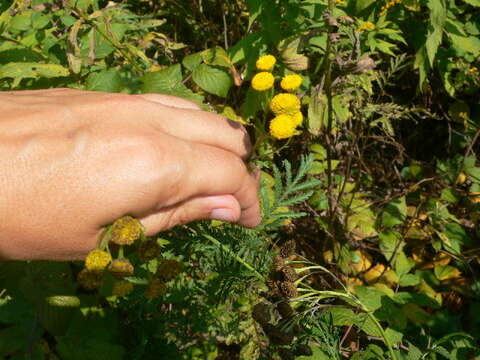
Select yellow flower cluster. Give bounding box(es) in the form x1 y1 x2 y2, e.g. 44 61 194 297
269 115 297 139
252 72 275 91
85 249 112 272
251 54 276 91
280 74 303 92
357 21 375 32
256 54 276 71
270 93 301 115
468 66 478 73
110 215 143 246
335 0 346 5
268 93 303 139
380 0 402 16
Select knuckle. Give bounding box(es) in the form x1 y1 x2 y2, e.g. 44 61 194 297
102 93 145 109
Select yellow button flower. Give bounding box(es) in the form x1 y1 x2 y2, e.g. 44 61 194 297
85 249 112 272
251 72 275 91
269 114 297 139
280 74 303 92
357 21 375 32
77 268 104 290
110 215 143 246
256 54 276 71
270 93 301 115
291 112 303 127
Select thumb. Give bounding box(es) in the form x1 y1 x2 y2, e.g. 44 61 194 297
139 194 241 235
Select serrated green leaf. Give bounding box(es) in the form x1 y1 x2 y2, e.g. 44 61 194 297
86 69 123 92
448 33 480 54
399 273 420 286
395 251 413 276
182 51 203 72
141 64 182 92
379 230 403 262
382 196 407 227
0 62 69 86
327 307 358 326
354 286 385 311
426 0 446 66
192 64 232 97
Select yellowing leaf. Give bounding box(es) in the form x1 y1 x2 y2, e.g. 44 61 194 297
434 264 461 281
350 250 372 275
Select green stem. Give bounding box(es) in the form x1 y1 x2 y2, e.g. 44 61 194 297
325 0 336 225
75 10 145 73
202 234 265 282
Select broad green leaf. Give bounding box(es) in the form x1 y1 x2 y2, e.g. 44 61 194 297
374 296 408 330
141 65 204 105
385 327 403 345
379 230 403 262
0 47 44 64
86 69 123 93
466 167 480 182
462 0 480 5
434 264 461 281
0 62 69 87
393 292 440 308
448 33 480 54
382 196 407 227
395 251 413 276
354 286 385 311
31 12 50 30
192 64 232 98
202 46 231 68
441 188 460 203
399 273 420 286
425 0 446 66
356 313 382 337
8 10 31 32
182 51 203 72
327 307 358 326
141 64 183 93
441 222 471 252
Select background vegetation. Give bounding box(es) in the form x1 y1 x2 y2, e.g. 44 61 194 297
0 0 479 359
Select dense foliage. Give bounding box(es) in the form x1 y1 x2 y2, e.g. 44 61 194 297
0 0 479 359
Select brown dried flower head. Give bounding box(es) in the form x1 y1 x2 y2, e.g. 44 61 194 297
108 259 134 278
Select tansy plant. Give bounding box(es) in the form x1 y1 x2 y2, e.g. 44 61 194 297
249 54 304 141
79 215 183 299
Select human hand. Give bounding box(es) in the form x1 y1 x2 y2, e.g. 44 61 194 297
0 89 260 260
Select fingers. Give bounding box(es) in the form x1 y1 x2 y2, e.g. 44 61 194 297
138 93 202 110
155 107 252 160
103 94 251 160
140 194 241 235
176 142 261 227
